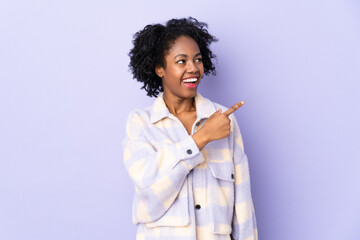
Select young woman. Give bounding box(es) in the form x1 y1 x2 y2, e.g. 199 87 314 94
123 17 257 240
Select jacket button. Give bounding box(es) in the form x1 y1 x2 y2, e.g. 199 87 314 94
195 204 201 210
187 149 192 155
231 173 234 179
196 121 200 126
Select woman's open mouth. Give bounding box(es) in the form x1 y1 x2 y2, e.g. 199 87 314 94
182 77 198 88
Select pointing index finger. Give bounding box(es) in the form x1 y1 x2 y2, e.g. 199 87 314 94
223 101 245 116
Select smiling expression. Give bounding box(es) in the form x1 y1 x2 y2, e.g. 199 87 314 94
155 35 204 100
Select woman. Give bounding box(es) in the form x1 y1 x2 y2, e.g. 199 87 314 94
123 17 257 240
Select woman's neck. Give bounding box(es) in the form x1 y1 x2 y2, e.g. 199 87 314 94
163 92 196 116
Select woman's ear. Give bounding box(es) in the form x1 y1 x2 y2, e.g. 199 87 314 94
155 66 163 78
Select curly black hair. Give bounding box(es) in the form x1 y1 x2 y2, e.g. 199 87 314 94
128 17 218 97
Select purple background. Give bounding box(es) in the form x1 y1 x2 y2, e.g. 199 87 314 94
1 1 359 239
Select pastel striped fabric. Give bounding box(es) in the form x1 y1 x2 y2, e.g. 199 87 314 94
122 93 257 240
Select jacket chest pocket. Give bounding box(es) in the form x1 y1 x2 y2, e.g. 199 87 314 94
207 161 235 234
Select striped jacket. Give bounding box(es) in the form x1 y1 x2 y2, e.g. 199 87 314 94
122 92 257 240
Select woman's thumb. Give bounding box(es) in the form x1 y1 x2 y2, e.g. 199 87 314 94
209 109 222 118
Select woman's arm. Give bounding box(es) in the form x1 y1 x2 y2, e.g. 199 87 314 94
230 116 258 240
123 111 204 223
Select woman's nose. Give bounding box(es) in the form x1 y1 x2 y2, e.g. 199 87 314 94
187 61 199 73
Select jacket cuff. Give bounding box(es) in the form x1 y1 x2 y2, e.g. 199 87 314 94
175 135 203 171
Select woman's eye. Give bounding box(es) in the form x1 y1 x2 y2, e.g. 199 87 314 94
176 60 185 64
195 58 203 62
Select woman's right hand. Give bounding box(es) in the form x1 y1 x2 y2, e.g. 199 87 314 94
192 101 245 150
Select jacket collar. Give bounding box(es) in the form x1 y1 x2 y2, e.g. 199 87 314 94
149 92 217 124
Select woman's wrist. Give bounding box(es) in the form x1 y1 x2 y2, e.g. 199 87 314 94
192 129 210 151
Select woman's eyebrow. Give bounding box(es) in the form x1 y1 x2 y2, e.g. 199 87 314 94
174 54 187 59
174 52 202 59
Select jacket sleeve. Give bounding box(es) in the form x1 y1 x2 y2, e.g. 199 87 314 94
230 116 258 240
122 110 204 223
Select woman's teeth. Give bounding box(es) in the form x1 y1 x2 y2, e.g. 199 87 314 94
183 78 197 83
183 78 198 88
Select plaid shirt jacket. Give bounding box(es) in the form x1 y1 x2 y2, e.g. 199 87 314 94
123 93 257 240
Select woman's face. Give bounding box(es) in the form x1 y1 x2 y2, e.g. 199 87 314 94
156 35 204 100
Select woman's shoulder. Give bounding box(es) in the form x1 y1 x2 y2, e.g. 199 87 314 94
125 105 153 125
204 97 231 115
197 94 228 112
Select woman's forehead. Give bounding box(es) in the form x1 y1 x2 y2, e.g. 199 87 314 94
167 36 200 56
